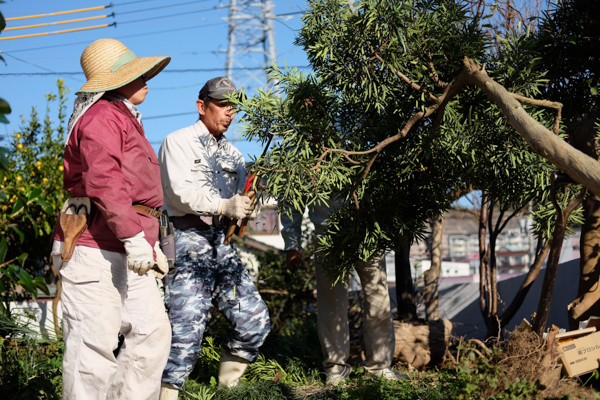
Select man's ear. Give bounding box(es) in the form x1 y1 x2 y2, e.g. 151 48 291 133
196 99 206 116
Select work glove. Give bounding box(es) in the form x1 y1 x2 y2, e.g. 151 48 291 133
152 242 168 279
50 240 64 271
120 231 154 276
221 193 256 220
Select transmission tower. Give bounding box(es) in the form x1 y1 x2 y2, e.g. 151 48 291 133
223 0 281 91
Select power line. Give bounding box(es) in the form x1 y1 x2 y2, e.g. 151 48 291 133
3 22 226 53
3 0 164 21
1 52 85 82
1 1 218 38
5 5 112 22
116 0 214 16
144 111 197 120
0 66 310 76
0 23 116 41
119 5 221 25
115 0 160 5
4 14 115 32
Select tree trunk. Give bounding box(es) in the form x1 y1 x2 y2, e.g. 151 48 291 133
567 115 600 328
499 238 550 329
533 219 568 336
568 194 600 325
479 199 490 316
485 209 501 338
395 240 417 321
534 181 585 336
423 214 445 320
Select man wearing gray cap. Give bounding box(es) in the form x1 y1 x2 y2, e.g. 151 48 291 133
158 77 270 398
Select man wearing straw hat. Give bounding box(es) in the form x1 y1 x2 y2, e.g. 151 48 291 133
157 77 270 398
51 38 171 399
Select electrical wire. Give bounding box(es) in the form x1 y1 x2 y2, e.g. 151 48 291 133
0 23 116 41
1 52 85 81
2 22 225 53
5 5 112 21
3 14 114 32
3 0 164 22
115 0 160 6
144 111 197 120
116 0 213 16
119 5 222 25
0 65 311 76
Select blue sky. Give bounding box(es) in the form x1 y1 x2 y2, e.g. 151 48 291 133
0 0 310 160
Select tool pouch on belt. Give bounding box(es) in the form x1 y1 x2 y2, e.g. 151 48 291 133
159 210 177 275
59 197 91 262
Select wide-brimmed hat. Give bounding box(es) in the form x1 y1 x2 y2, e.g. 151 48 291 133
77 38 170 93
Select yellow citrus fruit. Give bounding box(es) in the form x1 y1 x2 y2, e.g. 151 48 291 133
58 166 64 172
17 144 23 149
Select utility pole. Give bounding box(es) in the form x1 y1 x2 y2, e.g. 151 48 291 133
223 0 282 91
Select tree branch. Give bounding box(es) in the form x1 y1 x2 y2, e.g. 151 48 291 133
510 93 563 135
461 57 600 197
374 54 439 102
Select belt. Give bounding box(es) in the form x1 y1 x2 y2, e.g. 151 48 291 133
133 204 163 218
170 214 231 230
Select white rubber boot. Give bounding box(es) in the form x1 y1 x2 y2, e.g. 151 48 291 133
159 382 179 400
218 348 250 387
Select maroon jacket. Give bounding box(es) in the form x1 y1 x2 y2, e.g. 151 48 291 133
54 99 163 253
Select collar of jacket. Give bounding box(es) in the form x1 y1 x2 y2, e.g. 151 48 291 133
192 119 228 148
110 100 145 137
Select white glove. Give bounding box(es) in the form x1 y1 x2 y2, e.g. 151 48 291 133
152 242 168 279
120 231 154 276
221 193 256 219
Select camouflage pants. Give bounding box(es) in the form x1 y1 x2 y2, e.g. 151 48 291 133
161 226 270 389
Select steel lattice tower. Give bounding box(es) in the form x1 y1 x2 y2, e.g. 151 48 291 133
223 0 279 91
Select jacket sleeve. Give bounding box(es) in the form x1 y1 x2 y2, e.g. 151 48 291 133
159 134 224 216
280 205 305 251
77 113 143 240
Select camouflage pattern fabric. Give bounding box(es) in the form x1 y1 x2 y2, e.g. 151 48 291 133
161 226 270 389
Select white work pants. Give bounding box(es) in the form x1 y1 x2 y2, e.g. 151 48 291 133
60 245 171 400
315 255 395 375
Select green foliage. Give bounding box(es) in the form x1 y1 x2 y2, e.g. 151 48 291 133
254 236 316 336
536 0 599 122
182 380 295 400
0 238 50 318
236 0 568 284
0 315 63 399
0 80 69 277
254 252 322 370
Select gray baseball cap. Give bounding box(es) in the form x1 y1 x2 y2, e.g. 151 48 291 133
198 76 239 100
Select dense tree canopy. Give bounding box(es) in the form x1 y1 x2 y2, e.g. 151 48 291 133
236 0 588 288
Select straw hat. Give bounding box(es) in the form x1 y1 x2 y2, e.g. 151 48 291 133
78 38 170 93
